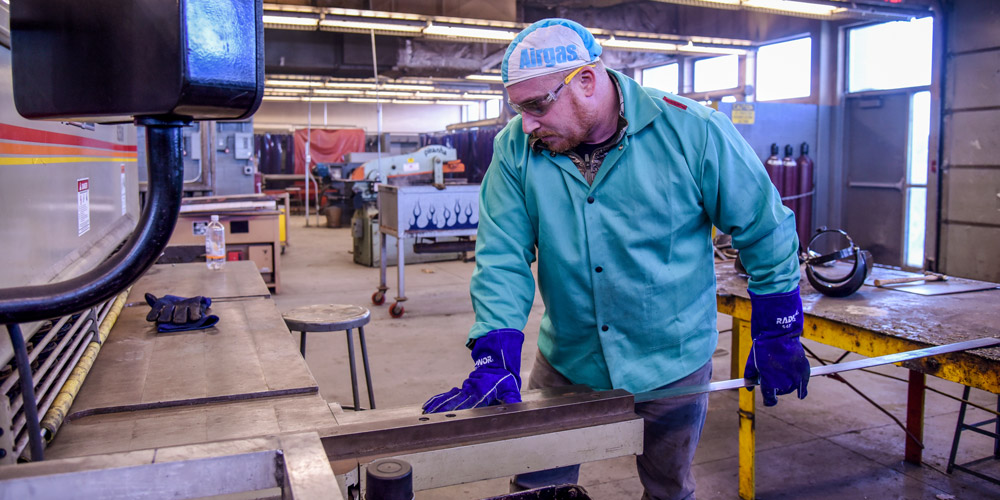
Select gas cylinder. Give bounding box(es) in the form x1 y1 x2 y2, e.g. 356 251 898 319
781 144 798 212
796 142 815 247
763 143 782 193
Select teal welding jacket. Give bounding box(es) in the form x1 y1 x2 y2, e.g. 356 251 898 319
468 69 800 394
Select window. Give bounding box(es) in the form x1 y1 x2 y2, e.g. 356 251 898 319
904 91 931 268
694 55 738 92
756 37 811 101
465 103 481 122
485 98 501 119
848 16 933 93
641 63 679 94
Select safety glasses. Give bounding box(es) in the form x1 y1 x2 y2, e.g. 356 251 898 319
508 64 595 117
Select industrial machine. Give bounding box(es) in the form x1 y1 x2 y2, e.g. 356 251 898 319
0 0 264 464
337 145 479 317
349 146 475 274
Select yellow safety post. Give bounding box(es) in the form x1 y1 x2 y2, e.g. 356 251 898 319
736 317 756 500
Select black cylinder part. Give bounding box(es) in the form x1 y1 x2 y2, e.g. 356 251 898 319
366 458 414 500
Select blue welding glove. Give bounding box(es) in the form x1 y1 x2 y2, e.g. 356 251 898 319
743 287 810 407
422 328 523 413
145 293 219 332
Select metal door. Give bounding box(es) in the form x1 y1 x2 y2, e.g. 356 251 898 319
842 92 911 267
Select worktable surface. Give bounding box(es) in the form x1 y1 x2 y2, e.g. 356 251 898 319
46 262 337 459
715 262 1000 362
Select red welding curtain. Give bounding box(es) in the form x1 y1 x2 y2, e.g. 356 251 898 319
292 128 366 174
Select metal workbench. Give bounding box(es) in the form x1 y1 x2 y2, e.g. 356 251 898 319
44 261 337 459
715 262 1000 500
22 261 643 499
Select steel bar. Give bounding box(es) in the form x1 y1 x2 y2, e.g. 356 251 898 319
321 387 634 462
636 337 1000 403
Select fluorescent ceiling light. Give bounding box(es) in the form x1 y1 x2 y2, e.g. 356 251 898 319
745 0 841 16
602 38 679 53
326 82 378 90
266 80 323 87
382 83 436 91
466 74 504 83
415 92 468 99
391 99 436 105
319 19 424 33
262 96 302 101
262 15 318 27
365 90 414 97
348 98 380 103
423 25 517 42
436 100 472 106
677 44 748 55
306 97 347 102
314 89 363 95
264 88 310 94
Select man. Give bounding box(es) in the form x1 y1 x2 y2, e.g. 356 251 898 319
423 18 809 500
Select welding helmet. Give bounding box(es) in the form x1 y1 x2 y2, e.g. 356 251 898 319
803 228 873 298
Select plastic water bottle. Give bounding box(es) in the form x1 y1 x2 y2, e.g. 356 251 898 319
206 215 226 270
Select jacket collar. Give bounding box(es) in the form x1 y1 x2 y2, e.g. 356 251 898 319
607 68 661 137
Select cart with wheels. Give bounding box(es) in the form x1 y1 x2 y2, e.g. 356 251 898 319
373 184 480 317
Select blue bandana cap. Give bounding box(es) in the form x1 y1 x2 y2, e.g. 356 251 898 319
501 18 602 87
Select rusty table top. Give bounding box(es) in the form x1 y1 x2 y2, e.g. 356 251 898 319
715 261 1000 362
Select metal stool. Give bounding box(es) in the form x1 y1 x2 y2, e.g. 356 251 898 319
282 304 375 411
946 385 999 485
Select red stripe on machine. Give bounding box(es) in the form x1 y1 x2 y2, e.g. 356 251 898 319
0 123 137 152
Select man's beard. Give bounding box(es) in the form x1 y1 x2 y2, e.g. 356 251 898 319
530 95 597 153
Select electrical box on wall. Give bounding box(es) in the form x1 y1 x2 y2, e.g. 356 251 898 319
138 120 256 196
234 132 254 160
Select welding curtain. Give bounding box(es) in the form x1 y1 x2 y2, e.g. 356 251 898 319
254 133 295 175
419 125 503 183
293 128 366 175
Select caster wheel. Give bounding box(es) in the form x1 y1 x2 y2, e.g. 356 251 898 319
372 291 385 306
389 303 405 318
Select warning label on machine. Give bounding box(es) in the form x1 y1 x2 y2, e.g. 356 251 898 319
77 178 90 236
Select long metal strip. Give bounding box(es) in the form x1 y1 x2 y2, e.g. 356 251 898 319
635 337 1000 403
321 388 636 462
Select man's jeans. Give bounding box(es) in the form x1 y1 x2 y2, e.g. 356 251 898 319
512 351 712 500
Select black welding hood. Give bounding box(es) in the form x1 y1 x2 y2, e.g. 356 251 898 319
803 228 873 298
11 0 264 123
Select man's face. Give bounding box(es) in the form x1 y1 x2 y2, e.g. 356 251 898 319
507 71 597 153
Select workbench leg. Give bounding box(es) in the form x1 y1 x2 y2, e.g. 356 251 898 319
379 232 388 290
730 317 741 379
396 235 406 301
905 370 926 464
735 318 756 500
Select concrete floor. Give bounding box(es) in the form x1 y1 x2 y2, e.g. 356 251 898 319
273 215 1000 499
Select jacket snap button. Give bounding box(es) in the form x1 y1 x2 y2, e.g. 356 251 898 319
595 266 603 273
601 325 609 332
587 196 595 204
